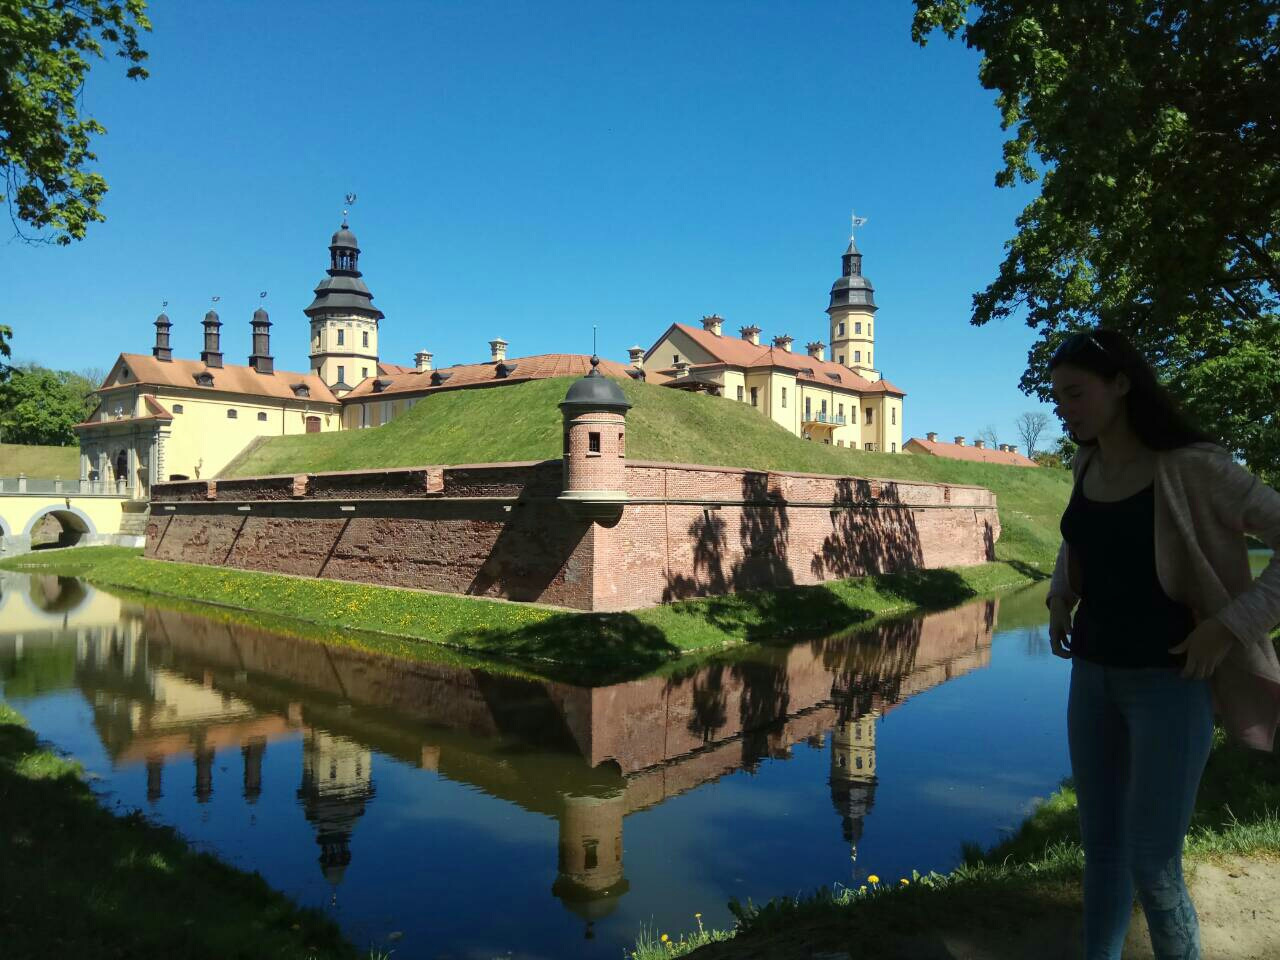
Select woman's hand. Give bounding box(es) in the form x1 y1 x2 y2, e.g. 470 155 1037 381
1169 619 1237 679
1048 598 1074 659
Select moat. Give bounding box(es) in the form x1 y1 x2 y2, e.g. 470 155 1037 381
2 570 1074 959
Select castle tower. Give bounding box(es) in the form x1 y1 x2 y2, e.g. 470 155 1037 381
304 212 384 395
558 357 631 524
827 221 879 382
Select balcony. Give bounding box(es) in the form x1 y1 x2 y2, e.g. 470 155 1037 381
801 411 847 426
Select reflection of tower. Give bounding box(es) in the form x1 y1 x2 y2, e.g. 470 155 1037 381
242 737 266 804
829 711 880 869
194 743 215 803
297 731 374 902
551 790 630 940
146 755 164 803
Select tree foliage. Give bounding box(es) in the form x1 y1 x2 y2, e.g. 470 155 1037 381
913 1 1280 471
0 324 10 382
0 365 92 444
0 0 151 244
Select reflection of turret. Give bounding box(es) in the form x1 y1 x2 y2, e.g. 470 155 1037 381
194 744 215 803
829 712 879 863
146 755 163 803
297 730 374 897
551 790 629 939
242 737 266 803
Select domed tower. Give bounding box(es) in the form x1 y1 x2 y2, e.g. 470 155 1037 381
558 357 631 524
305 211 384 395
827 218 879 382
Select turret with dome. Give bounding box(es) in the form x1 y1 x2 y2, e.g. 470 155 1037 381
306 203 384 396
827 216 880 382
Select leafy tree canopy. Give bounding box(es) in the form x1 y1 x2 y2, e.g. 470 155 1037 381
0 0 150 244
0 365 92 445
912 1 1280 471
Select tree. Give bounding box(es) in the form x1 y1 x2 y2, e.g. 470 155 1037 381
912 2 1280 473
0 366 87 444
1 0 151 244
0 324 10 382
977 424 1000 448
1015 411 1050 458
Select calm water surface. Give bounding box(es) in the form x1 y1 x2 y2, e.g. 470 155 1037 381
1 571 1077 959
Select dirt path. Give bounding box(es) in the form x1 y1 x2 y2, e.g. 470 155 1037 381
695 853 1280 959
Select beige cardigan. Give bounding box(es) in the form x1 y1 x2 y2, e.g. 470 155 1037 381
1048 442 1280 752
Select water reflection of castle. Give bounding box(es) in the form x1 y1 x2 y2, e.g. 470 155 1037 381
0 573 996 926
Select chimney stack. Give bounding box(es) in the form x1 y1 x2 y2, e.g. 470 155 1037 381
1008 444 1019 454
415 349 433 373
974 439 986 449
248 308 274 375
627 345 645 367
701 314 724 336
201 310 223 368
739 325 761 346
926 432 938 442
489 338 508 363
152 312 173 362
772 334 794 352
806 341 826 362
954 436 965 446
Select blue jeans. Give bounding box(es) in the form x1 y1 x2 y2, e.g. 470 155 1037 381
1067 657 1214 959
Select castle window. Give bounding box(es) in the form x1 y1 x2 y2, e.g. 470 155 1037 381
337 329 344 346
227 409 238 419
891 408 896 425
838 403 844 418
781 387 787 408
362 367 369 380
381 400 392 425
868 324 872 337
337 365 345 383
172 404 184 414
257 412 267 422
891 442 897 452
838 322 845 335
855 322 862 334
588 431 601 454
750 386 758 407
583 840 599 870
865 407 873 425
868 351 872 366
838 355 844 365
362 330 369 348
805 397 811 420
854 351 861 362
673 354 679 365
360 404 370 429
736 385 744 402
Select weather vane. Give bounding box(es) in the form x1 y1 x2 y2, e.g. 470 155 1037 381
850 210 868 241
161 299 168 310
343 192 357 225
211 295 221 305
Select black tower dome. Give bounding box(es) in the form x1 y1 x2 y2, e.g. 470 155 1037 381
304 216 385 321
827 236 878 312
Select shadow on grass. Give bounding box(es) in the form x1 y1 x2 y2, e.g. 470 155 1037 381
0 707 359 960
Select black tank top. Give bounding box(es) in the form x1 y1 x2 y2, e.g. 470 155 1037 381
1059 456 1193 669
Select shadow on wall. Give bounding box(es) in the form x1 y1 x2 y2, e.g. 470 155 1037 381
662 474 929 605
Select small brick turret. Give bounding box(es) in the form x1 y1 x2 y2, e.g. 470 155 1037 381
559 356 630 524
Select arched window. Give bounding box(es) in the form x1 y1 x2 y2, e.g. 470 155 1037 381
114 450 128 480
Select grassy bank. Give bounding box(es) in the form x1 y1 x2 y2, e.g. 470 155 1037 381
632 723 1280 960
222 377 1072 574
0 441 80 478
0 700 368 960
1 546 1039 685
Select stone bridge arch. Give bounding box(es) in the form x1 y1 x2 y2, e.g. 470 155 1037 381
22 505 98 549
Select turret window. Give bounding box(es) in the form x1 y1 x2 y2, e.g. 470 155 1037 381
618 432 625 457
337 365 345 383
854 351 861 362
337 329 344 346
838 322 845 335
838 355 844 365
855 322 861 334
588 431 601 454
362 331 369 348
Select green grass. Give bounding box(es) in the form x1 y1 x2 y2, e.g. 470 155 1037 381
0 700 368 959
2 546 1037 686
222 377 1072 572
631 721 1280 960
0 441 80 478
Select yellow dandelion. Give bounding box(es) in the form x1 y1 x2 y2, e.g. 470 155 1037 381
694 913 701 919
900 878 909 885
660 934 669 943
868 874 880 884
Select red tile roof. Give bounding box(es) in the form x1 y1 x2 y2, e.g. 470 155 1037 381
905 437 1039 467
105 354 338 404
651 323 906 397
341 353 638 401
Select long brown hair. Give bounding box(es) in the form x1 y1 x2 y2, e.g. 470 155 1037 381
1047 329 1218 450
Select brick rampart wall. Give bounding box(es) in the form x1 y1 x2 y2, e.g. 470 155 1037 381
148 459 1000 611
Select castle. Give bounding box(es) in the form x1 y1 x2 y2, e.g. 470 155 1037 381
75 215 907 498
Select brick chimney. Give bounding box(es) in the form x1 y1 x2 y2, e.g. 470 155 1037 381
415 349 433 373
772 334 794 352
926 432 938 442
627 345 645 366
201 309 223 368
806 341 826 362
974 439 986 449
739 325 761 346
954 436 965 446
489 338 508 363
1008 443 1019 454
152 311 173 362
701 314 724 336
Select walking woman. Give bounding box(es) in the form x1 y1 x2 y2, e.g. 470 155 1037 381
1046 328 1280 959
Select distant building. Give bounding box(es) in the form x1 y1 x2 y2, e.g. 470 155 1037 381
905 433 1038 467
641 232 906 452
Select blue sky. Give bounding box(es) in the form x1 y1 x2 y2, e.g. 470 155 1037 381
5 0 1059 448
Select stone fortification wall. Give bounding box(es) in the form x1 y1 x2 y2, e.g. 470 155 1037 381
147 458 999 611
